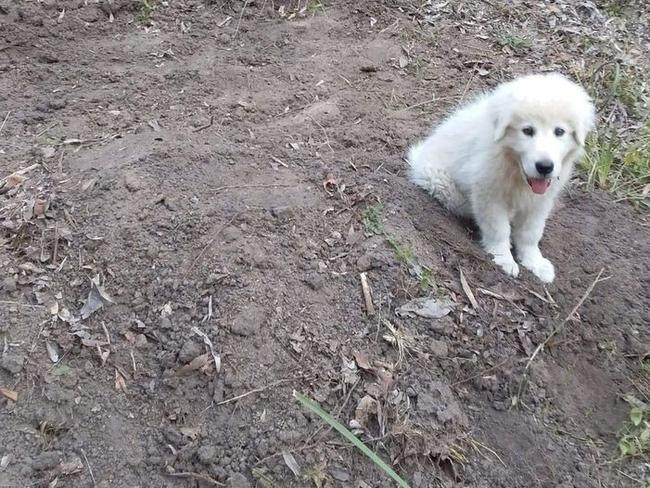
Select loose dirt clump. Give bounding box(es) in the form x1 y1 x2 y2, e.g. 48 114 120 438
1 1 649 487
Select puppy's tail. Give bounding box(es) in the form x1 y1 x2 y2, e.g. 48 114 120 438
406 143 470 216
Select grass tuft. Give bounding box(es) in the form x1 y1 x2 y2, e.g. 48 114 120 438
138 0 156 24
499 32 532 54
293 390 412 488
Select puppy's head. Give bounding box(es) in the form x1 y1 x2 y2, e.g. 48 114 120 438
492 73 596 195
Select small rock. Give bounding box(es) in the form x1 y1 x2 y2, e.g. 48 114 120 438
270 206 293 221
222 226 243 243
0 352 25 375
226 473 251 488
47 99 67 111
124 174 143 192
2 277 17 293
231 305 266 337
197 445 217 465
430 339 448 358
303 274 324 291
178 340 203 363
30 451 63 471
328 464 350 482
134 334 148 349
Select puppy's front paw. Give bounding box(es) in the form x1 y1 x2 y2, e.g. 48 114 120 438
493 255 520 278
521 256 555 283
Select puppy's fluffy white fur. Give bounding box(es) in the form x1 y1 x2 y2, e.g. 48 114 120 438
407 73 595 283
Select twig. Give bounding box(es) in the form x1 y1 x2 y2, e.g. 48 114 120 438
35 121 60 138
309 116 334 153
469 438 506 468
459 267 479 310
337 73 353 87
81 449 96 487
233 0 250 40
359 272 375 316
216 379 293 406
513 268 608 406
270 155 288 168
0 111 10 135
399 97 436 111
166 471 224 486
52 222 59 266
452 358 510 386
0 300 45 309
192 115 214 133
185 213 239 275
211 183 294 193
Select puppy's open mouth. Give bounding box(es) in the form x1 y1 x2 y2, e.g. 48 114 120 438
527 178 551 195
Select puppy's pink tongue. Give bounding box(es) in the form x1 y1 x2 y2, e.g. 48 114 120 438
528 178 550 194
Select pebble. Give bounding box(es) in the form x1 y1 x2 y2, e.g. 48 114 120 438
0 352 25 375
231 305 266 337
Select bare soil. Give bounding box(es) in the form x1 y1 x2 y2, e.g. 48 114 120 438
1 1 649 487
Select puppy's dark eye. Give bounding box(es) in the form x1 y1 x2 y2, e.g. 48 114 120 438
522 126 535 137
554 127 565 137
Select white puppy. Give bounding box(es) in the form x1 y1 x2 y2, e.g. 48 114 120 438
407 73 595 283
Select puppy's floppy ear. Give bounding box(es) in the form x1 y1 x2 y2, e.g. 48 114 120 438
493 107 512 142
571 95 596 146
493 100 512 142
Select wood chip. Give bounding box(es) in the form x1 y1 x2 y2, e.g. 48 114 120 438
0 388 18 402
459 268 479 309
359 272 375 316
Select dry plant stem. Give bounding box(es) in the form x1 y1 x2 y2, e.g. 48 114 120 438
233 0 250 39
216 379 293 406
0 111 10 135
515 268 607 404
360 272 375 316
81 449 97 487
192 115 214 132
211 184 294 193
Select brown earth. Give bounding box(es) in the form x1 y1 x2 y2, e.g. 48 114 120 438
1 1 649 487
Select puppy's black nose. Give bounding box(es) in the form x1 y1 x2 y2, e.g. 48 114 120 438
535 160 554 176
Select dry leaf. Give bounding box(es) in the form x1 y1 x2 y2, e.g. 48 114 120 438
353 351 372 370
115 369 127 391
81 178 97 191
341 356 359 385
459 268 479 309
192 326 221 374
4 173 26 189
176 353 211 376
0 388 18 402
322 174 339 195
354 395 378 428
57 308 73 323
396 297 454 319
57 455 83 475
33 198 49 218
80 274 114 319
46 341 61 363
282 451 301 477
161 302 173 317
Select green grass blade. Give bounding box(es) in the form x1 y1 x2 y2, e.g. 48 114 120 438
293 390 411 488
